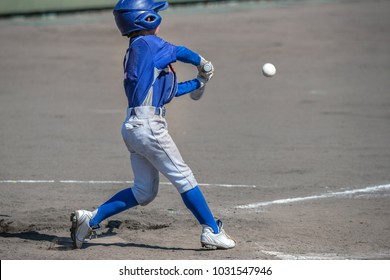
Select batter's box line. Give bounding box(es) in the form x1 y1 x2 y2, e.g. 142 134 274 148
0 179 256 189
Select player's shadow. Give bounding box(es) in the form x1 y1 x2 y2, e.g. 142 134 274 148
0 230 77 251
0 231 57 242
0 230 207 252
82 239 208 252
0 220 209 252
78 220 208 252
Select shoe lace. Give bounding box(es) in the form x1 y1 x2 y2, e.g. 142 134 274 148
217 221 236 243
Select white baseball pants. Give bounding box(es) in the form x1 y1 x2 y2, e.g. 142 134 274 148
121 106 198 206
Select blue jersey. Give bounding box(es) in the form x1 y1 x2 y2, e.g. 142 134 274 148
123 35 201 108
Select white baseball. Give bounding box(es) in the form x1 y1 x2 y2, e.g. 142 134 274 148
262 63 276 77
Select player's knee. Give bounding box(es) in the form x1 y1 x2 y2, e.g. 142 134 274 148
133 177 159 206
138 191 157 206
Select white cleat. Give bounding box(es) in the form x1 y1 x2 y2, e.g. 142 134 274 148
201 220 236 249
70 210 93 249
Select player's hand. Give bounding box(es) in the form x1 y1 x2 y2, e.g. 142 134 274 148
199 62 214 81
197 57 214 81
196 75 208 88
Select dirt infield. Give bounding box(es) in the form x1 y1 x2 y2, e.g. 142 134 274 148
0 0 389 260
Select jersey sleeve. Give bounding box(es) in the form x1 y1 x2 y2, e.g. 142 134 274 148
147 36 177 70
176 78 201 97
151 39 201 68
176 46 201 66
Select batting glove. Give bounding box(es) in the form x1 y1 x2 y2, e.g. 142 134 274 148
197 57 214 81
196 75 208 88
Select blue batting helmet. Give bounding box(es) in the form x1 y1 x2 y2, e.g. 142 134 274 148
113 0 169 36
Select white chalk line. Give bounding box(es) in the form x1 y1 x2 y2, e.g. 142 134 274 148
0 179 256 188
261 250 340 260
260 250 390 260
236 184 390 209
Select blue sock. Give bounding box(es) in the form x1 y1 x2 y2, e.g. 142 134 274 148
89 187 138 227
181 186 219 233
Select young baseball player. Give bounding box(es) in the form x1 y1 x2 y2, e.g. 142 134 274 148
70 0 235 250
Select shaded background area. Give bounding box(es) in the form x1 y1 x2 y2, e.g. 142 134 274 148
1 0 249 16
